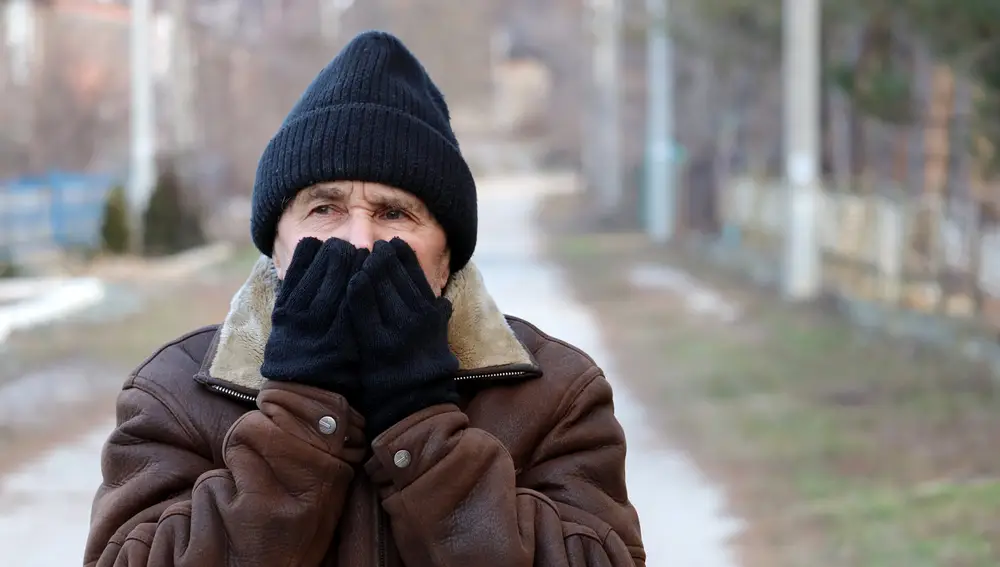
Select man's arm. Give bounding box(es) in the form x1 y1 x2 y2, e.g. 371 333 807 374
84 376 365 567
365 369 645 567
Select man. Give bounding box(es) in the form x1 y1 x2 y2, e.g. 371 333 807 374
84 30 645 567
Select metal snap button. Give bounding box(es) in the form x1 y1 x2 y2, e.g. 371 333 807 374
393 449 412 468
317 416 338 435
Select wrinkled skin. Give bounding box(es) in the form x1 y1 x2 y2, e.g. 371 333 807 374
272 180 451 296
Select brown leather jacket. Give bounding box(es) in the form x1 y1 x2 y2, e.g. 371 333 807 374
84 257 645 567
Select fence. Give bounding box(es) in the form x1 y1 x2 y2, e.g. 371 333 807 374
0 172 118 265
715 178 1000 357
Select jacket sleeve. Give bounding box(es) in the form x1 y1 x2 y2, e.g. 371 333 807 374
84 377 366 567
364 369 646 567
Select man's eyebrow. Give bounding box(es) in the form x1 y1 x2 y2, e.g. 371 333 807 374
301 185 348 202
368 193 421 209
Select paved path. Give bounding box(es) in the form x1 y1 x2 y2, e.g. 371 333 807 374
475 174 742 567
0 173 741 566
0 423 110 566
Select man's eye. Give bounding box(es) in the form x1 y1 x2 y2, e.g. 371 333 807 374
311 205 334 216
383 208 406 221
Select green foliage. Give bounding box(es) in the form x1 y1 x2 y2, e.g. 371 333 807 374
663 0 1000 176
100 184 131 255
972 92 1000 175
905 0 1000 61
828 60 913 124
671 0 782 64
969 44 1000 174
0 247 18 278
907 2 1000 175
142 162 206 257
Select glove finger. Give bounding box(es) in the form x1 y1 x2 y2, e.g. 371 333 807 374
388 237 436 301
279 236 323 296
283 239 333 310
346 270 384 338
336 246 371 320
358 255 403 327
351 246 371 274
361 239 397 279
313 238 358 307
372 264 404 313
384 256 432 308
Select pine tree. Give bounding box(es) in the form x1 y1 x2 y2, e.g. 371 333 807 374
99 184 131 254
142 162 207 256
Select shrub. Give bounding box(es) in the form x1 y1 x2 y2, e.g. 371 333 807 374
0 247 18 278
100 184 131 254
142 161 207 256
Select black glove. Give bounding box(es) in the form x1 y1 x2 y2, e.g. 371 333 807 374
261 237 369 404
346 238 459 439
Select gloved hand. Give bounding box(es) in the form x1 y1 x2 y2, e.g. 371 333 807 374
346 238 459 439
261 237 369 405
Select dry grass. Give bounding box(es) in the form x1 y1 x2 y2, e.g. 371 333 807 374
540 193 1000 567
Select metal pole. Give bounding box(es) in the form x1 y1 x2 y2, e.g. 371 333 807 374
593 0 621 216
489 28 509 131
5 0 38 171
169 0 195 152
645 0 674 243
782 0 821 299
130 0 156 253
5 0 34 89
581 1 596 198
320 0 355 41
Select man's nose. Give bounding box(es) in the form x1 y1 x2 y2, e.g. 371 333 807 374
344 214 375 251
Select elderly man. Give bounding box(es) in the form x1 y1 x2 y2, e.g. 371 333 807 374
84 31 645 567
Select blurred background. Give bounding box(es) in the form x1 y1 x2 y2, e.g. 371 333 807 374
2 0 1000 565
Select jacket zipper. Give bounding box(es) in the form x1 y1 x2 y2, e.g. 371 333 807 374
455 370 527 381
208 372 526 400
208 384 257 403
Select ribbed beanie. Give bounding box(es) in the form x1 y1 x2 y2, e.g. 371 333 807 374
250 30 477 272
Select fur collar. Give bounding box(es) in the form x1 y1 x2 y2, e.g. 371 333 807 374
205 255 538 391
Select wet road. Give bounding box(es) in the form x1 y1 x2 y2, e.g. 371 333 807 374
0 173 740 566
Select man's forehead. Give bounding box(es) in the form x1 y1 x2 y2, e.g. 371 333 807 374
297 182 420 206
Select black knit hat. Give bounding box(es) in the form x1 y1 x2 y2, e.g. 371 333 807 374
250 30 477 273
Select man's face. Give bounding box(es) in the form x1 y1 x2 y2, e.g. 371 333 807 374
273 181 451 295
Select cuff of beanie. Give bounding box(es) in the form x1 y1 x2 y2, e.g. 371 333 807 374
250 102 476 270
